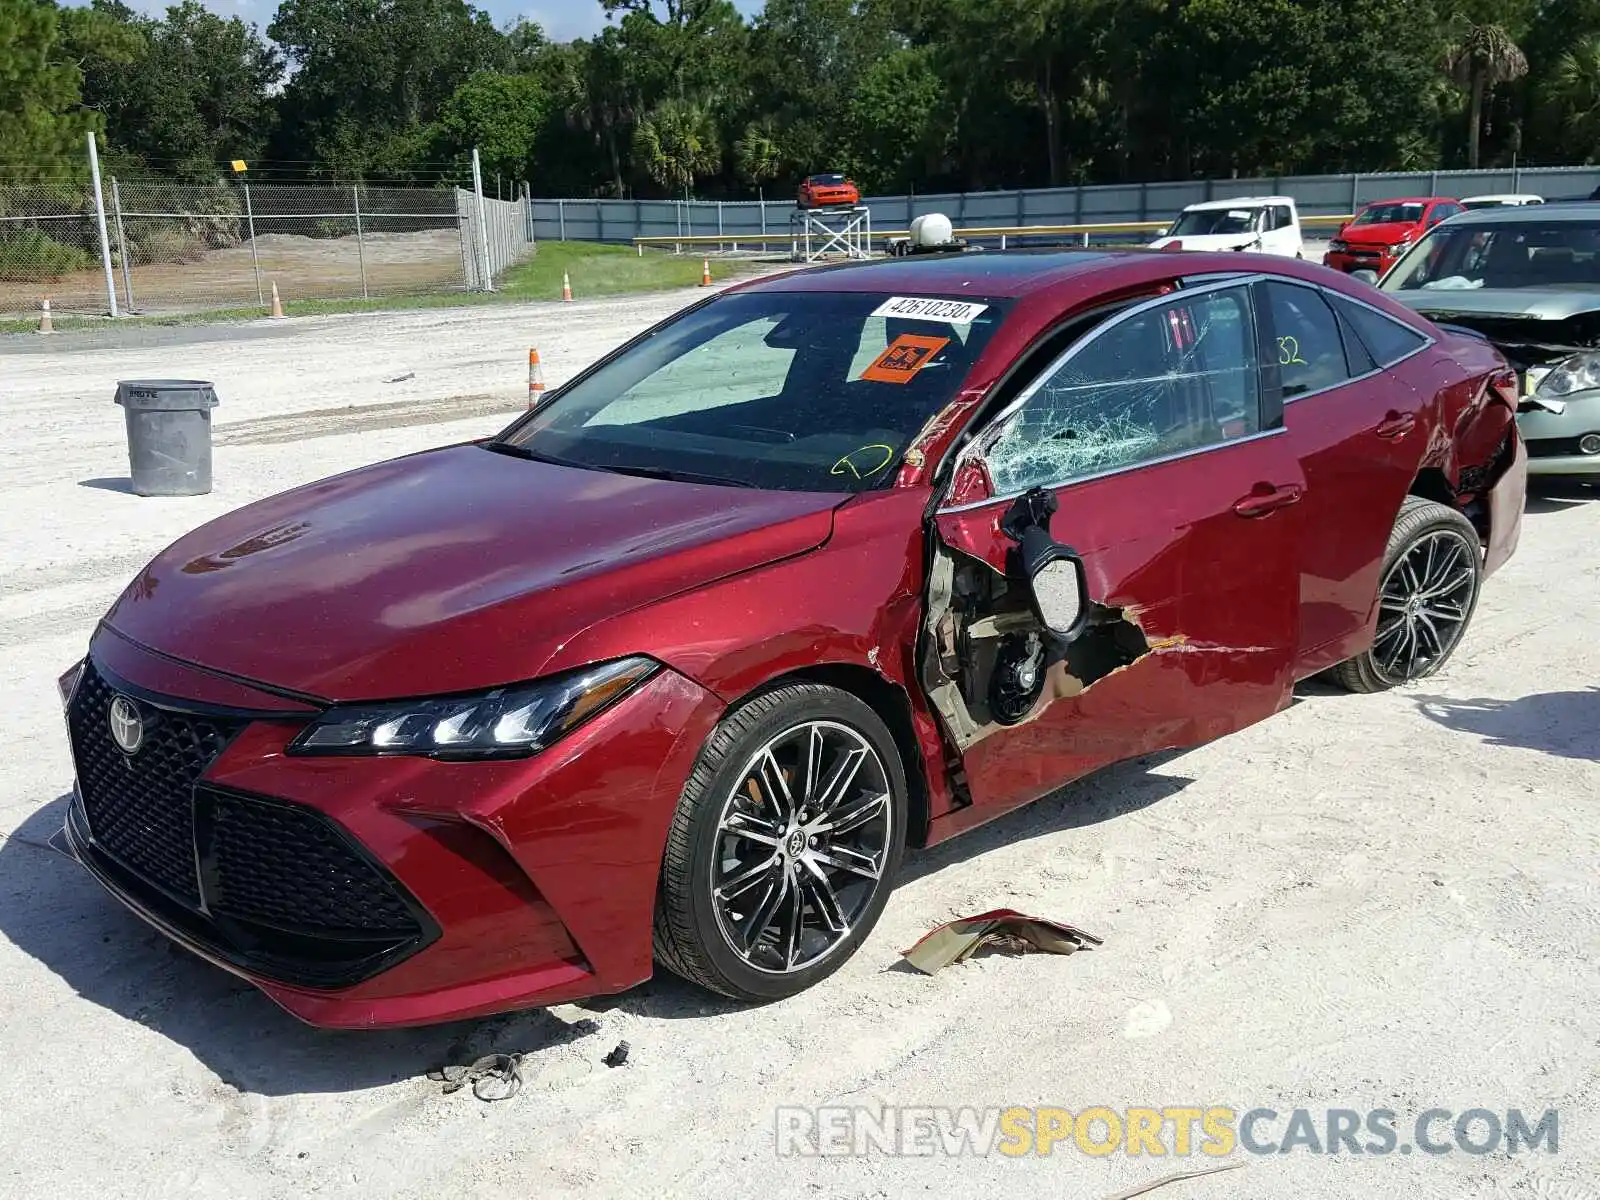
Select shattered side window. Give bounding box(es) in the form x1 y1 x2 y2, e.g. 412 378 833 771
985 286 1261 493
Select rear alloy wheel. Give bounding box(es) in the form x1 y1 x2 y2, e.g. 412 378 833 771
653 684 907 1001
1333 496 1482 693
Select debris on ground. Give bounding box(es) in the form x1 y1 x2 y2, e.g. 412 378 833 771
900 908 1103 975
602 1041 631 1068
1100 1160 1246 1198
427 1052 524 1102
384 372 415 383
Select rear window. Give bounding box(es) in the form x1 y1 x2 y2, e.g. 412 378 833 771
496 291 1009 493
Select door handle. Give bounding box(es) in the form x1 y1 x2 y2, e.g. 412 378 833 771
1375 410 1416 439
1232 482 1304 518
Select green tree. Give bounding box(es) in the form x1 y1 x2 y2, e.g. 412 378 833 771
844 46 945 191
72 1 281 181
632 98 722 196
0 0 99 179
1548 36 1600 161
1444 23 1529 168
733 119 784 187
267 0 508 180
431 70 549 183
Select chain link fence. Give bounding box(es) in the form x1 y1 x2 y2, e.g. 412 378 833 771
0 152 535 322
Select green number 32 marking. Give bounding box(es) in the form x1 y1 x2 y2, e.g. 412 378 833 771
1277 335 1307 366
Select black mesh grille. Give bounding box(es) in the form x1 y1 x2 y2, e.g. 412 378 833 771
66 662 242 904
207 790 419 935
66 659 437 987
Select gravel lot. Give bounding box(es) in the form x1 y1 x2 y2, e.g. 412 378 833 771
0 287 1596 1200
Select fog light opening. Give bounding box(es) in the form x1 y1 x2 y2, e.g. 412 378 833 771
1578 432 1600 456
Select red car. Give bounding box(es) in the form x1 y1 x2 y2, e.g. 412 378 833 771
1326 197 1467 276
60 251 1527 1028
797 173 860 209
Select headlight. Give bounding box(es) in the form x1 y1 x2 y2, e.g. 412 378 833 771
1536 352 1600 398
288 656 658 759
1329 239 1348 252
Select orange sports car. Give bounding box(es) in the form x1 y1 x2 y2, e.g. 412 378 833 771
797 173 860 209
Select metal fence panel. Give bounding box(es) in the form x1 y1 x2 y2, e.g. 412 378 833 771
530 164 1600 246
0 175 496 320
0 184 108 318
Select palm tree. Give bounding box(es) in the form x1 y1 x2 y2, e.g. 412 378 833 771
1549 37 1600 161
734 120 783 189
1443 23 1529 169
632 99 722 199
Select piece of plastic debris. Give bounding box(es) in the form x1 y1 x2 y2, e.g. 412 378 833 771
426 1052 523 1101
602 1041 631 1068
1100 1160 1246 1198
900 908 1103 975
384 372 415 383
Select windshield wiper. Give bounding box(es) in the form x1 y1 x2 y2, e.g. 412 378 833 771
483 441 588 469
601 462 759 488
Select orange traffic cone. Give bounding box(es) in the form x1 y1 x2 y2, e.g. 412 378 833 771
269 281 285 319
528 347 546 408
700 258 712 286
38 298 53 334
561 271 573 302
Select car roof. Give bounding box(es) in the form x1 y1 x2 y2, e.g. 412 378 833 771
1363 197 1438 207
1461 194 1542 203
1441 203 1600 226
1183 196 1294 211
730 247 1338 301
735 250 1124 299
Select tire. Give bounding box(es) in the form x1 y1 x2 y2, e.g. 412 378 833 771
1331 495 1483 693
653 683 908 1001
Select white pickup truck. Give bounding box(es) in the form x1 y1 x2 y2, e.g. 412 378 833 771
1148 196 1304 258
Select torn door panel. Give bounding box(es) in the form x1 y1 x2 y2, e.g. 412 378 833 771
918 509 1201 808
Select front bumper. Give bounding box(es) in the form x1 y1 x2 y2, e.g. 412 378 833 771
1325 248 1396 274
64 631 723 1028
1518 392 1600 476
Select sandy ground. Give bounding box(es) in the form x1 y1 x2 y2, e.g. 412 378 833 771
0 286 1597 1200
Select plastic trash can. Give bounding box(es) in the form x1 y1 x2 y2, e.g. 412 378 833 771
114 379 219 497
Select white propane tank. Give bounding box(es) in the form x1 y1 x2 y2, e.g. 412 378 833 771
910 212 954 248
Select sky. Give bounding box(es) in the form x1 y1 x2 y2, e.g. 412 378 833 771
97 0 767 40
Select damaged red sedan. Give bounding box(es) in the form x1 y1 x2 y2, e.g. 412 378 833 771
61 250 1527 1028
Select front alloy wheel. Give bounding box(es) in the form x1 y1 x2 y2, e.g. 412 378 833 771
654 684 907 1001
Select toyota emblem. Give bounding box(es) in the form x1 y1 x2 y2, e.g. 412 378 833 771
108 695 144 754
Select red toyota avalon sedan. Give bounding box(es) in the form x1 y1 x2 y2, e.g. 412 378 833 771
61 250 1527 1028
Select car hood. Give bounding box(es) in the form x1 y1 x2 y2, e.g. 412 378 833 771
1389 289 1600 322
1339 223 1418 246
102 444 844 701
1149 233 1259 252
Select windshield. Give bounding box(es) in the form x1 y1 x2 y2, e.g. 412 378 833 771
1353 203 1425 226
810 174 846 185
1170 208 1260 236
494 290 1008 492
1384 219 1600 292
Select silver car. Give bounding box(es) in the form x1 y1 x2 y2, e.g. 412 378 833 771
1374 205 1600 478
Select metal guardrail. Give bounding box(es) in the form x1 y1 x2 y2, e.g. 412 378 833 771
632 213 1356 254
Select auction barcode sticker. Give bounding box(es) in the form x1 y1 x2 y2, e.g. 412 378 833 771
871 297 989 325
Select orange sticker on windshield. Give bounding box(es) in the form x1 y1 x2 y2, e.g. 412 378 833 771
860 334 949 384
